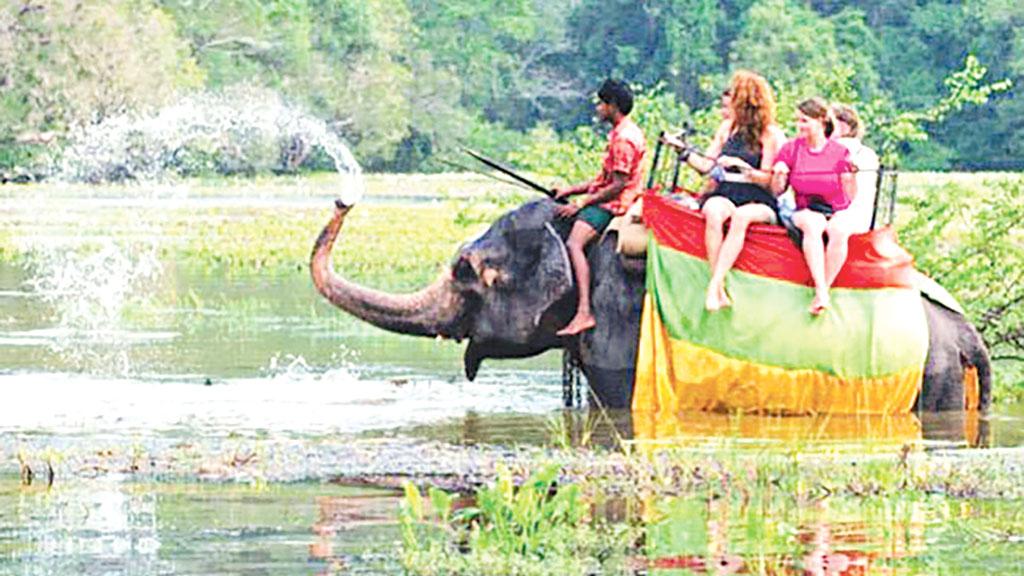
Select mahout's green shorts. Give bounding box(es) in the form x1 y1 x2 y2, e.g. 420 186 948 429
577 205 614 234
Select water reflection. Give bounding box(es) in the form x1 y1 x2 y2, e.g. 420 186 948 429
537 408 1014 452
0 476 400 575
308 493 401 575
641 492 1024 575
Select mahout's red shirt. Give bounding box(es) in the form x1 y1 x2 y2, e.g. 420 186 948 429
591 117 646 215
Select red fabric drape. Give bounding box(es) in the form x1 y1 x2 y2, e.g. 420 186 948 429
643 193 917 289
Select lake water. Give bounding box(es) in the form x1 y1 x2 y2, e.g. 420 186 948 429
1 181 1021 574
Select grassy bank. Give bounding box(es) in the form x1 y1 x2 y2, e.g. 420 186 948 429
0 173 528 288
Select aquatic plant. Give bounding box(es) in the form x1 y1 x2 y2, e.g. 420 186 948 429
399 463 637 575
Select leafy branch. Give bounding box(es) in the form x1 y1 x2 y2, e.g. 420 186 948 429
864 55 1012 165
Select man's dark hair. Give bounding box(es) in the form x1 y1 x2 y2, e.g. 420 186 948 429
597 79 634 115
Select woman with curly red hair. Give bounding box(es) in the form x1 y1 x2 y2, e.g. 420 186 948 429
667 70 786 311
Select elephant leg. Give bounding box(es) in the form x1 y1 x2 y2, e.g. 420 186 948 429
578 233 645 410
583 365 636 409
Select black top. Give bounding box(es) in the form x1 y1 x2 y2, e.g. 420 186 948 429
704 131 778 211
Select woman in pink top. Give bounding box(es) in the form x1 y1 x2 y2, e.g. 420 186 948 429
771 98 856 315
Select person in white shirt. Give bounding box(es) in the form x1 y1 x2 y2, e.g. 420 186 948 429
831 103 880 235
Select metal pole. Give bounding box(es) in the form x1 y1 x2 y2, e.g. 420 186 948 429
870 164 884 230
561 349 575 408
671 151 684 193
887 168 899 226
647 131 665 190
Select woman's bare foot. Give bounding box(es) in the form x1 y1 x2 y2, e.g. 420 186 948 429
705 286 722 312
809 292 831 316
706 282 732 312
557 313 596 336
718 285 732 309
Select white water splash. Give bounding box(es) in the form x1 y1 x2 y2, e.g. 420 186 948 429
59 85 365 204
24 240 164 374
264 346 362 379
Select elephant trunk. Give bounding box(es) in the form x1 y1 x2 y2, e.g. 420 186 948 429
310 201 469 338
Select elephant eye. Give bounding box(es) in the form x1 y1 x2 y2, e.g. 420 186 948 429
452 256 478 283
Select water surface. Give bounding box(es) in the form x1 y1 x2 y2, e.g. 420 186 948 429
1 182 1021 574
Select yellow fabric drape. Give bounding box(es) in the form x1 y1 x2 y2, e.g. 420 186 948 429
631 410 923 447
634 295 923 415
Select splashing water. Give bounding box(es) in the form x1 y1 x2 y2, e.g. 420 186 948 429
14 85 369 374
24 240 165 374
59 85 365 204
264 346 362 379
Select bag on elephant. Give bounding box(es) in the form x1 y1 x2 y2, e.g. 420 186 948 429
608 198 648 257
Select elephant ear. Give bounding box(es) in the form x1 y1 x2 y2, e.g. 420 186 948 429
509 222 574 328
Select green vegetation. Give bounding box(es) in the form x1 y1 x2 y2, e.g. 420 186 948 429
400 464 636 575
899 175 1024 403
2 0 1023 175
399 435 1024 575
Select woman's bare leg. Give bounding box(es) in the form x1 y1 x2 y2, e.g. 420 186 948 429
794 210 830 315
824 210 857 287
701 196 735 273
706 203 775 311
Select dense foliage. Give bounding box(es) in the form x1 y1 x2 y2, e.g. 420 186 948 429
898 176 1024 400
1 0 1021 174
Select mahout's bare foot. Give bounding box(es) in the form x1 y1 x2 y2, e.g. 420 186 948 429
556 313 597 336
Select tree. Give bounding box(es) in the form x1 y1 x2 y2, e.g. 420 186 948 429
0 0 201 172
157 0 315 89
929 0 1024 169
305 0 417 167
407 0 574 131
729 0 844 96
563 0 725 107
0 1 201 132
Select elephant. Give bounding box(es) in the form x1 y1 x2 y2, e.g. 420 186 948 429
311 197 992 412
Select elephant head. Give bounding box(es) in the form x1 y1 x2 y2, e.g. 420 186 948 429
311 199 575 380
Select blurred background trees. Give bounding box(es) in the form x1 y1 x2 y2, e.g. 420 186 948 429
0 0 1020 173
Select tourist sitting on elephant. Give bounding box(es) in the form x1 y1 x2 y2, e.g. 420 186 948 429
831 103 880 233
770 97 857 315
664 70 787 312
702 87 735 172
551 79 647 336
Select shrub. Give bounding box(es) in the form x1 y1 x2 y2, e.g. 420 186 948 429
899 178 1024 402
